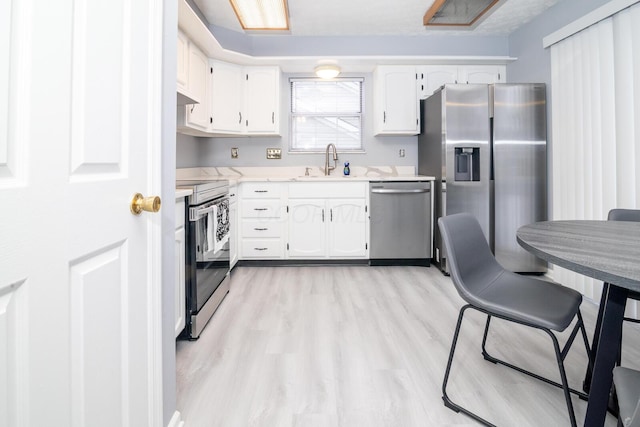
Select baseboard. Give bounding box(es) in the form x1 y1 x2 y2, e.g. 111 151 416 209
167 411 184 427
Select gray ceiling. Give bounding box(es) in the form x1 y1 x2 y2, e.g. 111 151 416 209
194 0 560 36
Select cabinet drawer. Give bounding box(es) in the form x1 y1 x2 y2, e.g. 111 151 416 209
241 182 282 198
241 239 282 258
241 200 283 218
241 220 283 238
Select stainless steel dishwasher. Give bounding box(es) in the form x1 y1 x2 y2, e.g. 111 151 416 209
369 181 432 266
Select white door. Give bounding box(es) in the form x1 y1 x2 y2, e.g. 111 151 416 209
0 1 163 426
244 67 279 133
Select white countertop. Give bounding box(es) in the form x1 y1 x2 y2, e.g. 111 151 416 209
175 188 193 198
176 166 435 185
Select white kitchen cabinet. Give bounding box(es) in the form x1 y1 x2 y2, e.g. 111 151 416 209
244 67 280 134
288 200 326 258
177 42 212 135
328 199 367 257
373 65 420 136
416 65 507 99
458 65 505 84
287 182 368 259
176 30 189 91
239 182 287 259
210 60 243 133
229 184 238 269
416 66 458 99
174 197 186 338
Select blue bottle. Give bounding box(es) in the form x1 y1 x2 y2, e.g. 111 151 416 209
343 162 350 176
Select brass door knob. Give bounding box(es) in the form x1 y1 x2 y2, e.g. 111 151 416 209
130 193 161 215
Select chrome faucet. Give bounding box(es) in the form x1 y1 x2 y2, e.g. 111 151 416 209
324 143 338 176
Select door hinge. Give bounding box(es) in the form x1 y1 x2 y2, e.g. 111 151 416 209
365 205 368 213
287 243 289 250
210 67 213 74
366 243 368 250
286 206 289 213
498 73 501 80
246 74 248 80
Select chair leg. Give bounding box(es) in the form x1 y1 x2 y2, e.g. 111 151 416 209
482 315 498 364
442 305 496 426
546 328 578 427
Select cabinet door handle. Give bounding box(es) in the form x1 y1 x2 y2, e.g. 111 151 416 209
383 111 386 123
254 190 268 193
272 112 274 123
254 247 268 251
254 227 268 231
322 209 325 222
239 112 242 124
253 208 268 211
330 209 333 222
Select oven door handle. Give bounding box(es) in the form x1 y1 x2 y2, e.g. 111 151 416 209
190 205 215 221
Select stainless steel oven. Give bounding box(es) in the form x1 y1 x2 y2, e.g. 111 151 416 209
178 180 230 339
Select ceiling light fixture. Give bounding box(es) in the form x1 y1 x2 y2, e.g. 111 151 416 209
314 65 341 79
229 0 289 31
424 0 500 27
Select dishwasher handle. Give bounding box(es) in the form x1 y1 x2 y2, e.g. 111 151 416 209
370 188 430 194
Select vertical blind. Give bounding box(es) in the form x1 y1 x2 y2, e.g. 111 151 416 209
550 2 640 311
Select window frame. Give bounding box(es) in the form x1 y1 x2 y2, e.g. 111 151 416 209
289 77 365 154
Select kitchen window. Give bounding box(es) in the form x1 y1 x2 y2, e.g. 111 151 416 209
290 78 363 152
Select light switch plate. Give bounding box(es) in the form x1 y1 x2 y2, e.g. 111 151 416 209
266 148 281 159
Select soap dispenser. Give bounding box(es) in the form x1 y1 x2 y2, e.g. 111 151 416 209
343 161 350 176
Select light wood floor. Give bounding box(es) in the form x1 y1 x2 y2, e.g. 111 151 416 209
176 265 640 426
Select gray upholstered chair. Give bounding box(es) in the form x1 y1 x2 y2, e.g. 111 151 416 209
614 366 640 427
438 213 591 427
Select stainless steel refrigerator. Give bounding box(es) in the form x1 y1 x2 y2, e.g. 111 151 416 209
418 83 547 273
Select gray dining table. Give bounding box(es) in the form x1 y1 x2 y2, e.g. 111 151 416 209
517 220 640 427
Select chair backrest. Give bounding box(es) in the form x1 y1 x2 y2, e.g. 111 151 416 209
609 209 640 222
438 213 504 305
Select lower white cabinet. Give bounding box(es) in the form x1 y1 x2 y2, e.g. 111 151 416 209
174 197 186 338
327 199 367 257
288 200 326 258
229 184 238 269
287 182 368 259
239 182 287 259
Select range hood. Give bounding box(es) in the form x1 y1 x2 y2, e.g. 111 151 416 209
424 0 500 27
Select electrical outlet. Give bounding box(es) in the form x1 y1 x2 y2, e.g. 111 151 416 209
231 147 238 159
399 149 405 157
266 148 282 159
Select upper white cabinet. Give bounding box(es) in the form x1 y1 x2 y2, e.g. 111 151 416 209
459 65 504 84
185 43 210 130
373 66 420 136
244 67 280 134
177 41 211 135
210 60 243 133
416 65 506 99
180 58 281 136
210 63 280 135
176 30 189 91
416 66 458 99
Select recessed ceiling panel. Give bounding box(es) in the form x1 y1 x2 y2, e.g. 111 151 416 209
424 0 500 26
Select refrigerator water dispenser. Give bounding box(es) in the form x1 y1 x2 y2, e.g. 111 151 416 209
454 147 480 181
